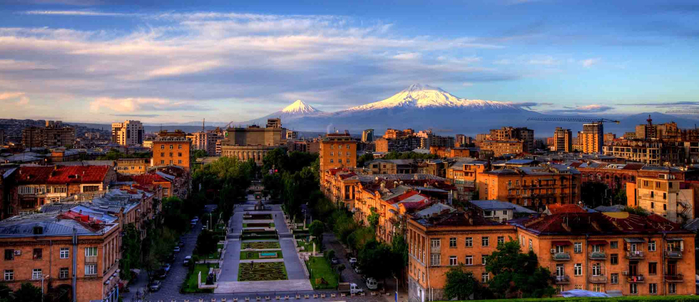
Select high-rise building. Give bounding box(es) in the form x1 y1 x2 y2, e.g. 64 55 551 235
361 129 374 143
553 127 572 152
111 120 144 146
319 131 357 172
152 130 191 171
488 127 535 153
21 121 75 148
580 123 604 153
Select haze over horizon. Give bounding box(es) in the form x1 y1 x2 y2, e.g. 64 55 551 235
0 0 698 124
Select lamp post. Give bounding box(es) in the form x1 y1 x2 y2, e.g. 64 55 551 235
394 274 399 302
41 274 49 302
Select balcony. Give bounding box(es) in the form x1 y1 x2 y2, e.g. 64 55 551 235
554 275 570 284
626 274 645 283
430 246 441 253
85 256 98 263
665 250 683 259
552 252 571 261
588 251 606 260
589 275 607 284
625 251 644 260
664 274 684 283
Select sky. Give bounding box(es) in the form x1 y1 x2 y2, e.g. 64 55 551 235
0 0 698 124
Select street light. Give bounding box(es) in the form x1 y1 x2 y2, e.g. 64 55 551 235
41 274 49 302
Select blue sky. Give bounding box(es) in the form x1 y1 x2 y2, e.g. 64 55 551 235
0 0 698 123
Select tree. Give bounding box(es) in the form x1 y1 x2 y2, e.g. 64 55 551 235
13 283 42 302
623 206 649 216
192 149 208 159
444 266 480 300
581 182 610 208
357 153 374 167
347 227 375 252
195 230 218 256
486 240 556 299
309 220 324 241
0 284 14 302
613 189 627 205
358 241 395 281
119 224 142 280
367 207 380 228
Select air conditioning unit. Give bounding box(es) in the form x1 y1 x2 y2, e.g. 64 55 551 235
14 250 21 256
622 271 628 276
550 249 556 254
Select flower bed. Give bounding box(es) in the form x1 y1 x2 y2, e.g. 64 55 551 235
238 262 287 281
242 241 281 250
240 250 283 260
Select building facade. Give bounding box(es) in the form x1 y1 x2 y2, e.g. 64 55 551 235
22 121 76 148
627 174 694 224
479 140 525 157
553 127 572 152
115 158 149 175
319 131 357 172
362 129 374 143
151 131 191 171
580 123 604 154
220 119 286 165
111 120 144 146
488 127 535 153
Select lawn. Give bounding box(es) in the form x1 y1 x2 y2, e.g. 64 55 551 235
240 250 283 260
181 263 219 293
238 262 287 281
306 257 338 290
297 238 320 253
242 241 281 249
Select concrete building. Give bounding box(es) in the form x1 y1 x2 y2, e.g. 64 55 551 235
0 211 121 302
319 131 357 172
220 119 287 165
553 127 572 152
115 158 149 175
468 199 536 223
580 123 604 154
479 140 525 157
635 116 681 141
604 140 686 166
362 129 375 143
22 121 76 148
627 174 694 224
488 127 534 153
152 131 191 171
111 120 144 146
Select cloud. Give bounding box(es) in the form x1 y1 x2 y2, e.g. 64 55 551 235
89 97 208 113
528 56 559 65
0 92 26 101
546 104 615 113
392 53 421 60
505 102 553 109
0 91 30 107
111 113 160 118
581 58 601 67
617 101 699 106
22 10 133 17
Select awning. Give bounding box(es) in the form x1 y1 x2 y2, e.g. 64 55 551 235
624 238 645 243
666 238 684 242
587 240 608 246
552 241 573 246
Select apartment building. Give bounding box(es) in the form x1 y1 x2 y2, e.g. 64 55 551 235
511 212 695 296
476 164 581 209
111 120 144 146
488 127 535 153
580 123 604 154
22 121 76 148
604 140 686 166
0 211 121 302
115 158 149 175
553 127 572 152
362 129 375 143
407 206 517 302
319 131 357 172
627 174 694 224
479 140 525 157
152 131 191 171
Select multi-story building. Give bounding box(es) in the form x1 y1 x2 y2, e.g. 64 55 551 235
111 120 144 146
488 127 534 153
0 211 121 302
635 116 681 141
220 119 286 165
627 174 693 224
553 127 572 152
0 129 4 146
575 162 685 193
115 158 149 175
22 121 76 148
479 140 525 157
407 206 516 302
604 133 617 145
604 140 686 166
362 129 375 143
151 131 191 171
511 212 695 296
384 128 415 139
580 123 604 154
319 131 357 172
476 164 581 209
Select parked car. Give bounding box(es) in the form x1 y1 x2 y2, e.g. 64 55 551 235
331 257 339 265
156 269 167 279
149 280 162 292
183 256 192 265
338 283 363 295
179 240 185 247
349 257 358 267
161 263 171 273
366 278 378 290
173 246 181 253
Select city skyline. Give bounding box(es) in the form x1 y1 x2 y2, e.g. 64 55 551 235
0 0 698 123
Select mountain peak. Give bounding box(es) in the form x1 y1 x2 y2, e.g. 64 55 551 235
281 100 320 114
403 83 444 93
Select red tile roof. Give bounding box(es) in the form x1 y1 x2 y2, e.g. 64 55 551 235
546 203 586 214
514 212 689 235
132 173 169 186
17 166 110 184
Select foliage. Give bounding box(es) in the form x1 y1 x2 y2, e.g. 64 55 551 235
357 240 398 281
195 230 219 257
309 191 335 219
613 189 627 205
444 265 481 300
357 153 374 167
192 149 208 159
486 241 556 299
329 210 358 244
382 151 437 160
309 220 325 240
347 227 375 252
307 256 339 289
623 206 649 216
119 224 142 280
0 284 14 302
580 182 610 208
161 197 192 234
238 262 287 281
193 156 255 204
391 234 409 273
181 263 218 294
13 283 42 302
262 149 318 174
97 149 151 160
367 207 380 228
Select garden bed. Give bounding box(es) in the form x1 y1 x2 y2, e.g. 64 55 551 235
181 263 219 293
244 214 273 220
242 241 281 249
242 235 279 240
306 257 338 290
243 223 275 228
238 262 288 281
240 250 283 260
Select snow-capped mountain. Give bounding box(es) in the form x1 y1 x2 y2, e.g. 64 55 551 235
241 99 324 127
282 100 321 115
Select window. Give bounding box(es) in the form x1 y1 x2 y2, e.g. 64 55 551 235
649 283 657 294
178 160 182 164
85 264 97 276
430 254 441 266
169 160 173 164
482 273 489 282
592 284 604 293
610 254 618 265
574 242 582 253
33 248 42 260
449 256 457 266
4 270 13 281
611 273 619 284
59 268 69 279
482 237 489 247
528 239 533 250
574 263 582 276
663 204 667 210
4 249 13 260
575 285 583 290
160 160 165 164
85 247 98 257
497 236 505 244
648 240 656 251
169 152 173 157
610 241 618 249
330 159 333 163
630 283 637 294
592 263 602 276
178 144 182 149
648 262 657 275
330 152 334 156
663 193 667 200
169 145 173 150
32 269 42 280
338 159 342 163
449 237 456 248
481 255 488 265
668 283 676 294
465 237 473 247
431 239 440 249
160 152 164 157
178 152 182 157
465 256 473 265
520 235 525 246
160 145 164 150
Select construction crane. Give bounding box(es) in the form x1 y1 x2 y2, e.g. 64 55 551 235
527 117 620 124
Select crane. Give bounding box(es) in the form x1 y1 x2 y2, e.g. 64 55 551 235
527 117 620 124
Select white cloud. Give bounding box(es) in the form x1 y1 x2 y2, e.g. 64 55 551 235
22 10 135 17
581 58 601 68
393 53 421 60
528 56 559 65
0 92 30 107
0 92 26 101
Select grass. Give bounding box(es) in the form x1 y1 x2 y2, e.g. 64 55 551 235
306 257 338 290
296 239 315 252
240 250 283 259
242 241 281 249
180 263 219 293
244 214 273 220
238 262 287 281
451 297 699 302
243 223 275 228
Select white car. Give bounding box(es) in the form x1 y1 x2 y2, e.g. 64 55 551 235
173 246 181 253
348 257 358 266
183 256 192 265
366 278 378 290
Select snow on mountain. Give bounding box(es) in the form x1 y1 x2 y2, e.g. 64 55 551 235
281 100 321 114
347 83 520 111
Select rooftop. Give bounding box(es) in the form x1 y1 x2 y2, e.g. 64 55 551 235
16 165 110 184
0 211 117 238
511 212 690 236
470 200 536 214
